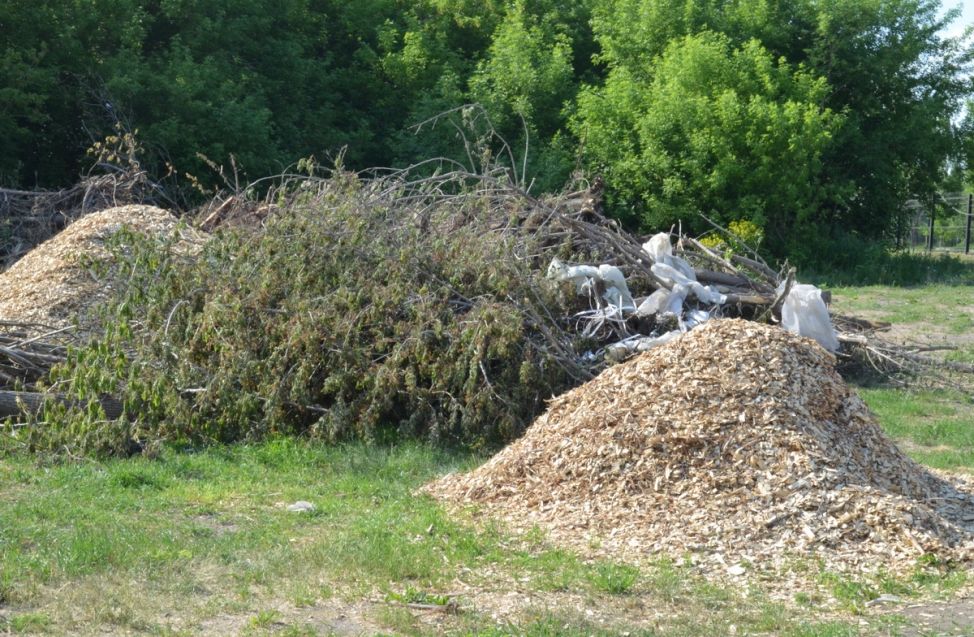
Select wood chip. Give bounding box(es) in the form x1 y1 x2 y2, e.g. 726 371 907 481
0 205 201 334
424 319 974 576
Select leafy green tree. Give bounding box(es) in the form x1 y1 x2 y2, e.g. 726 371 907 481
0 0 147 185
805 0 971 241
387 0 593 191
573 32 841 251
470 1 574 137
465 1 576 188
582 0 973 256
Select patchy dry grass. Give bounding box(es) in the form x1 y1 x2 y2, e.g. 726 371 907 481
0 440 916 636
831 284 974 473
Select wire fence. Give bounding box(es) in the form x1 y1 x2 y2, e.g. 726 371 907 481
905 192 974 253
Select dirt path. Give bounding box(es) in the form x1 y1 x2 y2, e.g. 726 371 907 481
893 599 974 636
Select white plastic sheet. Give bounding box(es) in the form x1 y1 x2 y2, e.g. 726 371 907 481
651 263 726 306
605 330 680 363
547 258 635 311
642 233 673 261
547 258 598 293
635 289 669 317
597 264 636 311
779 283 839 352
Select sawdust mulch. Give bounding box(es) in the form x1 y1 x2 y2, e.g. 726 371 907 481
0 205 201 333
425 319 974 576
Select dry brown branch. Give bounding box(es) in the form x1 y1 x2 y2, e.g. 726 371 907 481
0 167 163 269
0 390 123 419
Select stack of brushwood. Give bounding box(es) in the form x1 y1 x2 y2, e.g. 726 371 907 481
0 163 970 427
1 322 86 418
0 322 123 421
187 165 974 397
0 153 170 423
0 322 72 391
0 148 170 270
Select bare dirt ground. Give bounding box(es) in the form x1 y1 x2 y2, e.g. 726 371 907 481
895 599 974 636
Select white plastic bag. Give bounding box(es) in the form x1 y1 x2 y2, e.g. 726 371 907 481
547 258 598 293
661 284 688 316
643 233 672 261
683 309 711 330
635 289 669 317
605 330 679 362
597 264 636 311
651 262 694 288
651 263 726 306
779 283 839 352
688 281 727 305
547 258 635 312
645 234 697 280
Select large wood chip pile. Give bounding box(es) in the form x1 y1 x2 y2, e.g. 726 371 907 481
425 319 974 574
0 205 190 332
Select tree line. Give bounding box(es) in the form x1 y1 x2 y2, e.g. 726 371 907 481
2 0 972 264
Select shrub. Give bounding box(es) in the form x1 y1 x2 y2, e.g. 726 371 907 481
26 173 587 454
792 228 974 287
698 218 764 256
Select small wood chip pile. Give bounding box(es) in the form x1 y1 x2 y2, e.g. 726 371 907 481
0 205 188 331
425 319 974 574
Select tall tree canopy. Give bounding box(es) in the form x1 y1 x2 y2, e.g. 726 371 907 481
578 0 973 255
1 0 971 262
573 32 841 252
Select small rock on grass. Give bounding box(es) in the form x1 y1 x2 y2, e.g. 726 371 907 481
726 564 746 576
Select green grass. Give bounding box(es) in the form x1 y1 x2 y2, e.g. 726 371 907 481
830 284 974 333
0 439 879 636
830 280 974 470
860 387 974 467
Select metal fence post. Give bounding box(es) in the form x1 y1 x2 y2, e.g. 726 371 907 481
928 201 935 251
966 193 972 255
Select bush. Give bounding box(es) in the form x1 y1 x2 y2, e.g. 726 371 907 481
572 32 841 246
793 229 974 287
698 219 764 256
26 173 587 455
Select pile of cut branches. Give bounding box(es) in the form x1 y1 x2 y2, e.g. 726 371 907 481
0 128 173 270
834 315 974 392
0 171 153 268
3 159 971 453
0 322 74 391
0 321 120 424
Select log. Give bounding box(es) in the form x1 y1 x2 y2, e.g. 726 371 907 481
0 391 123 419
696 269 773 292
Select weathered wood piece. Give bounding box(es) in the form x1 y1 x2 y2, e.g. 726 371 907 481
0 390 123 419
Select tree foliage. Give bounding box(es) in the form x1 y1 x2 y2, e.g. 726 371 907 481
573 32 841 252
579 0 973 257
1 0 971 264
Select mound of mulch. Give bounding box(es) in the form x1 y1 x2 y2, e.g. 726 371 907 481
425 319 974 574
0 205 198 332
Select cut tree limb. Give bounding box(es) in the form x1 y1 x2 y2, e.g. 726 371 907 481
0 391 123 419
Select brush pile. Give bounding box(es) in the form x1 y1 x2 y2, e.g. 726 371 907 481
0 205 200 397
0 165 969 445
425 319 974 573
0 169 160 270
0 128 172 270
